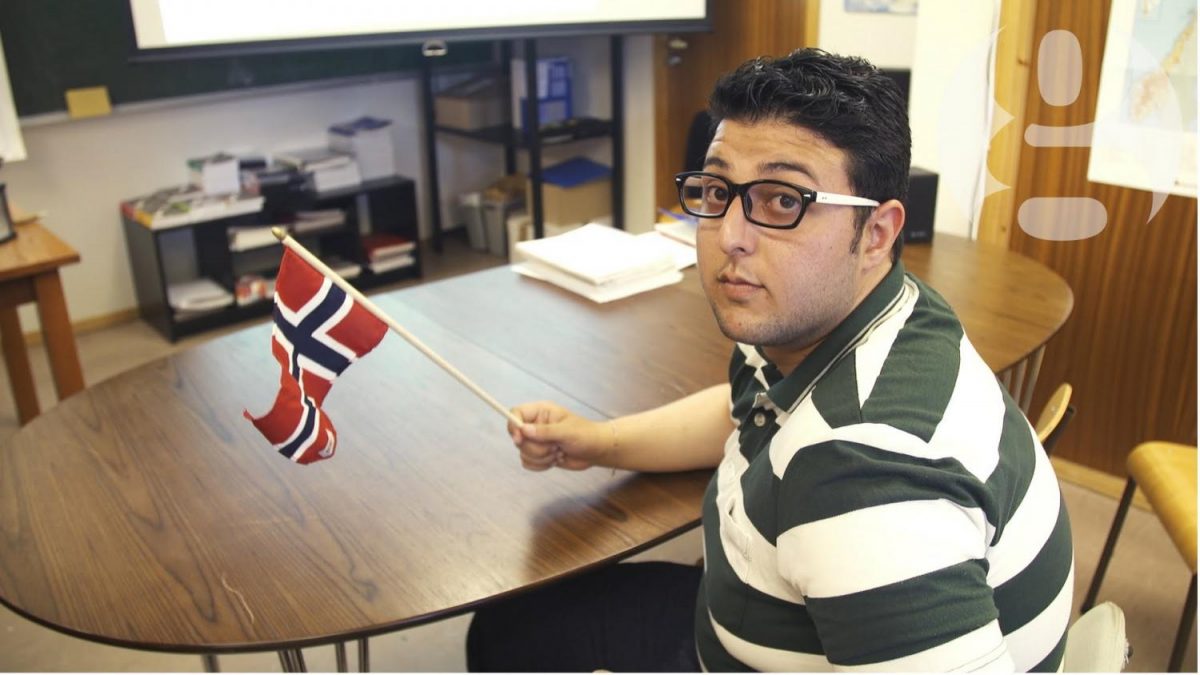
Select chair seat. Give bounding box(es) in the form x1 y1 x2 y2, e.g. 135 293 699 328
1064 601 1129 672
1127 442 1197 572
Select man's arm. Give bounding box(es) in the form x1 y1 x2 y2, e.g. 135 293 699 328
509 384 733 473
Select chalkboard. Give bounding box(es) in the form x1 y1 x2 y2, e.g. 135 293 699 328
0 0 491 117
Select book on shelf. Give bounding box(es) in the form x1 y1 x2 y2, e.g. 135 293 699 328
310 162 362 193
122 186 264 230
227 225 281 252
367 254 415 274
512 223 682 303
292 209 346 234
324 255 364 280
361 232 416 262
274 147 362 193
167 278 234 313
274 147 354 172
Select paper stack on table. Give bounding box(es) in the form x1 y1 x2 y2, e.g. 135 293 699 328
512 223 684 303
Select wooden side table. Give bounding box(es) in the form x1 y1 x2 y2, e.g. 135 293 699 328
0 221 84 423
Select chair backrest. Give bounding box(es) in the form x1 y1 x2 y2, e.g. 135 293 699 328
1034 382 1074 455
1000 345 1046 413
683 110 715 173
1063 602 1129 671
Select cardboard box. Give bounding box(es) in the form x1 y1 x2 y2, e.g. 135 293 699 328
435 77 507 130
528 157 611 228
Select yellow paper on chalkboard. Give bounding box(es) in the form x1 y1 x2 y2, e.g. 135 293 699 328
65 86 112 119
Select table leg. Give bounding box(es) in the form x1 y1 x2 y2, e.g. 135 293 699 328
278 648 308 672
0 305 39 424
335 642 348 672
201 654 219 672
357 638 369 672
33 271 84 401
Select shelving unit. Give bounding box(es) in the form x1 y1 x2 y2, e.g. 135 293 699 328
122 176 420 342
419 36 625 253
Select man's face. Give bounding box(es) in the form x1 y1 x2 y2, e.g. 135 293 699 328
696 118 873 373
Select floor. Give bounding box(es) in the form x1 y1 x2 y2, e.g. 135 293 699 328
0 235 1195 672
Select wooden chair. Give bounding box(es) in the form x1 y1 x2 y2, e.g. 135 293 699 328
999 344 1046 414
1033 382 1074 455
1082 442 1197 671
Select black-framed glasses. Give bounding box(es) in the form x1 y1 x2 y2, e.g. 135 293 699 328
674 171 881 230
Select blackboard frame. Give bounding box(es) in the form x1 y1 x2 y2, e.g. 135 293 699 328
122 1 713 61
1 0 491 117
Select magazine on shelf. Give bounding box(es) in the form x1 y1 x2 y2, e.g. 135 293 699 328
122 186 264 230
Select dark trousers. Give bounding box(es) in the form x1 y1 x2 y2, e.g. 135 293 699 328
467 561 704 672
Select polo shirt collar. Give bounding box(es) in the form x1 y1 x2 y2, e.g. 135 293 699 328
757 261 908 412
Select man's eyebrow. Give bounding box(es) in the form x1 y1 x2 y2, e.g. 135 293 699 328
703 156 728 169
760 160 817 181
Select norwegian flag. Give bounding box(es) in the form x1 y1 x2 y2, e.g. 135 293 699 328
244 249 387 464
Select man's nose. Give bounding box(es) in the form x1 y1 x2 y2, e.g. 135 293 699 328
718 195 756 255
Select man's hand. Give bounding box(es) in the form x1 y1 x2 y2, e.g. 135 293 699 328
508 401 613 472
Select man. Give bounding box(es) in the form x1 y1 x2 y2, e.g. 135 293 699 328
468 49 1073 672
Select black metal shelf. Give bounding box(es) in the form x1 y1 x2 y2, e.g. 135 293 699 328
420 36 625 253
434 118 613 147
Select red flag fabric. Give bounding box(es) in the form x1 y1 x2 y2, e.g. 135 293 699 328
244 249 387 464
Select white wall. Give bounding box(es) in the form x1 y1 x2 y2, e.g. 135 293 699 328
820 0 1000 239
1 35 656 331
908 0 1001 238
818 0 917 68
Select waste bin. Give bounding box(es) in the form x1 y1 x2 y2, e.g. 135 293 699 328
482 197 520 258
457 192 487 251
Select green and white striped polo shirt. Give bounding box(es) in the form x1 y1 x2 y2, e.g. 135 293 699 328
695 261 1073 672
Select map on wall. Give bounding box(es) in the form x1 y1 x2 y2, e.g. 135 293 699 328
843 0 918 15
1089 0 1197 200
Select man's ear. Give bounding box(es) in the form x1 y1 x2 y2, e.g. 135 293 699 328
861 199 905 266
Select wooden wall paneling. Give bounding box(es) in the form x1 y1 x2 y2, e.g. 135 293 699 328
1008 0 1197 476
653 0 819 211
979 0 1039 247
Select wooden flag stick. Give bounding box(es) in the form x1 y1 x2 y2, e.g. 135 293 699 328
272 227 525 428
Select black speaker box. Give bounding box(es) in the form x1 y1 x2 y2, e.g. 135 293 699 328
904 166 938 243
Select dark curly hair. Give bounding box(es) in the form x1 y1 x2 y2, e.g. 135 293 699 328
708 49 911 261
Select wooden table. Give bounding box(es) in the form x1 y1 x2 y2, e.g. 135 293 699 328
0 235 1072 663
0 221 84 424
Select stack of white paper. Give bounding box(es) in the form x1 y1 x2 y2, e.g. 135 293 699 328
512 223 683 303
167 278 234 313
654 219 698 247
